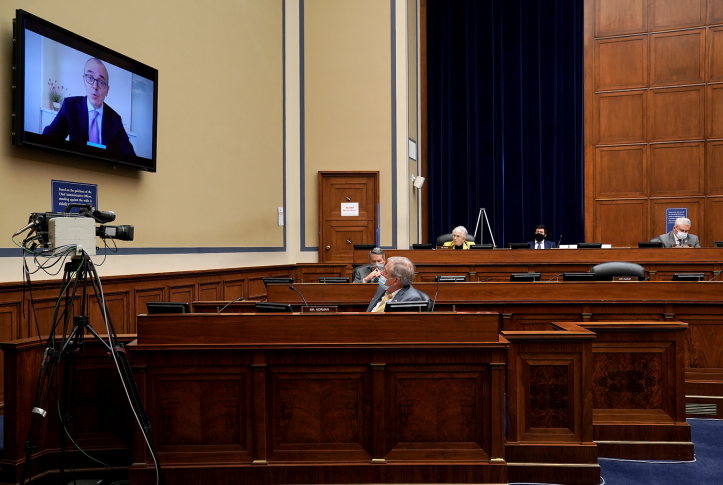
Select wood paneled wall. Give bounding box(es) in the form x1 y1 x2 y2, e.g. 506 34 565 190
586 0 723 246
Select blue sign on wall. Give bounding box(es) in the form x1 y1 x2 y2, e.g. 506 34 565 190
665 208 687 234
51 180 98 213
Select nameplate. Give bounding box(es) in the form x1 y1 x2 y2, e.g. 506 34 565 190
301 306 338 313
612 276 636 282
437 246 453 249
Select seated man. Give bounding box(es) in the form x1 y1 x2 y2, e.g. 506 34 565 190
352 247 386 283
366 256 423 312
442 226 473 249
527 224 557 249
658 217 701 248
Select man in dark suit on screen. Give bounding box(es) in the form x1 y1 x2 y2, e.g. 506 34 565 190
43 58 135 157
366 257 423 312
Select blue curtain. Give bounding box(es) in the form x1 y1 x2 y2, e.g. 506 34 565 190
426 0 584 247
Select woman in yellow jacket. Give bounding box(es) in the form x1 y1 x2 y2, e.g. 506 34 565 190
442 226 473 249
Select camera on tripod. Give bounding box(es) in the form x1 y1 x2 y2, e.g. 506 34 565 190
15 203 134 256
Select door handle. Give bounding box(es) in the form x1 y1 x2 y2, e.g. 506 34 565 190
326 246 331 250
347 240 352 244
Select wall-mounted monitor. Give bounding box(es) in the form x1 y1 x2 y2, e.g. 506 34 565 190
13 10 158 171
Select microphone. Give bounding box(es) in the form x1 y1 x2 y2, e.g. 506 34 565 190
557 235 563 248
218 295 245 313
708 270 722 282
430 274 441 312
289 285 309 307
13 221 36 237
546 273 564 282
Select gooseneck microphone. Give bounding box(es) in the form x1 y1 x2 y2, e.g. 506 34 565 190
218 295 245 313
546 273 564 282
289 285 309 307
557 235 563 247
430 274 441 312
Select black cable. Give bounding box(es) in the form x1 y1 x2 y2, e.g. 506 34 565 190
431 274 441 312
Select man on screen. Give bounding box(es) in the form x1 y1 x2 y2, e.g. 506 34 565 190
42 58 135 157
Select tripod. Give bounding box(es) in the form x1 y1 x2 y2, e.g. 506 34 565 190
20 252 164 485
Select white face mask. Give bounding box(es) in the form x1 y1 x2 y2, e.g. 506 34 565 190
676 231 688 239
378 275 387 286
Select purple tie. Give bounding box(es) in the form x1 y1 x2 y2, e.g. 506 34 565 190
89 110 99 144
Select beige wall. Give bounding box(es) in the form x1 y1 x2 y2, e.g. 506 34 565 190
303 0 393 248
0 0 416 282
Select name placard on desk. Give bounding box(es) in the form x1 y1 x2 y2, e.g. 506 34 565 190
613 276 637 282
301 306 338 313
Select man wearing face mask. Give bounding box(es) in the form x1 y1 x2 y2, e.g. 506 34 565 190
366 257 423 312
352 248 386 283
527 224 557 249
658 217 701 248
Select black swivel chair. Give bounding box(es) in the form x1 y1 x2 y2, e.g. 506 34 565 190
416 289 433 312
590 261 645 281
436 233 476 247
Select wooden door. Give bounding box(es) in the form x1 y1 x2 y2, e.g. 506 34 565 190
318 172 379 262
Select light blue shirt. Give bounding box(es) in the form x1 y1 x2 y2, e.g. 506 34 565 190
87 98 104 145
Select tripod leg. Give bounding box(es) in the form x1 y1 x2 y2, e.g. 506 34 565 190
58 338 81 484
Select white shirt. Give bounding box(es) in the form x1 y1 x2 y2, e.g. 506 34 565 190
534 239 545 249
371 288 401 312
87 98 104 145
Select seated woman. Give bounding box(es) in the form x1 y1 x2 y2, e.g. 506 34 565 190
443 226 473 250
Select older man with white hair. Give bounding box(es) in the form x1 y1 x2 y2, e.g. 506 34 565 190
658 217 701 248
366 256 424 312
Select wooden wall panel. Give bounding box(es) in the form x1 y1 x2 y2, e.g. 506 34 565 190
595 0 647 37
707 26 723 82
595 200 648 247
706 141 723 195
650 197 704 240
589 0 723 245
649 29 705 87
89 292 130 335
648 86 705 142
223 279 245 301
595 36 648 91
596 91 647 144
199 282 221 302
170 285 194 303
711 0 723 24
704 197 723 245
649 0 707 31
649 142 705 196
595 145 647 198
706 84 723 138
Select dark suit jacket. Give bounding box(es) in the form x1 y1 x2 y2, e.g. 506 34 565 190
365 285 423 312
658 231 701 248
42 96 136 157
527 240 557 249
352 264 376 283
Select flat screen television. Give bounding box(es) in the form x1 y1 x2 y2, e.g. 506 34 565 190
13 10 158 171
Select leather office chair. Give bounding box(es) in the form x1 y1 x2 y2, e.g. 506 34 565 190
590 261 645 281
416 289 434 312
649 237 662 243
436 233 476 247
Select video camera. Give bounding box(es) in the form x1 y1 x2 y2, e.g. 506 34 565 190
15 203 134 256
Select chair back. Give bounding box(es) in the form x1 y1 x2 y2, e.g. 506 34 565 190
591 261 645 281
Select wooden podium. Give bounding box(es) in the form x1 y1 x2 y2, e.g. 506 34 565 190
128 312 508 484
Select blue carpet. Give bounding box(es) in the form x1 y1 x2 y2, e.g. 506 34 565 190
599 419 722 485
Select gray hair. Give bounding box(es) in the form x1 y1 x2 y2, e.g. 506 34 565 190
452 226 468 238
386 256 415 286
368 247 385 261
674 217 691 228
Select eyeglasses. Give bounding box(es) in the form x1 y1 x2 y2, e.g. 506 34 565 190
84 74 107 89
